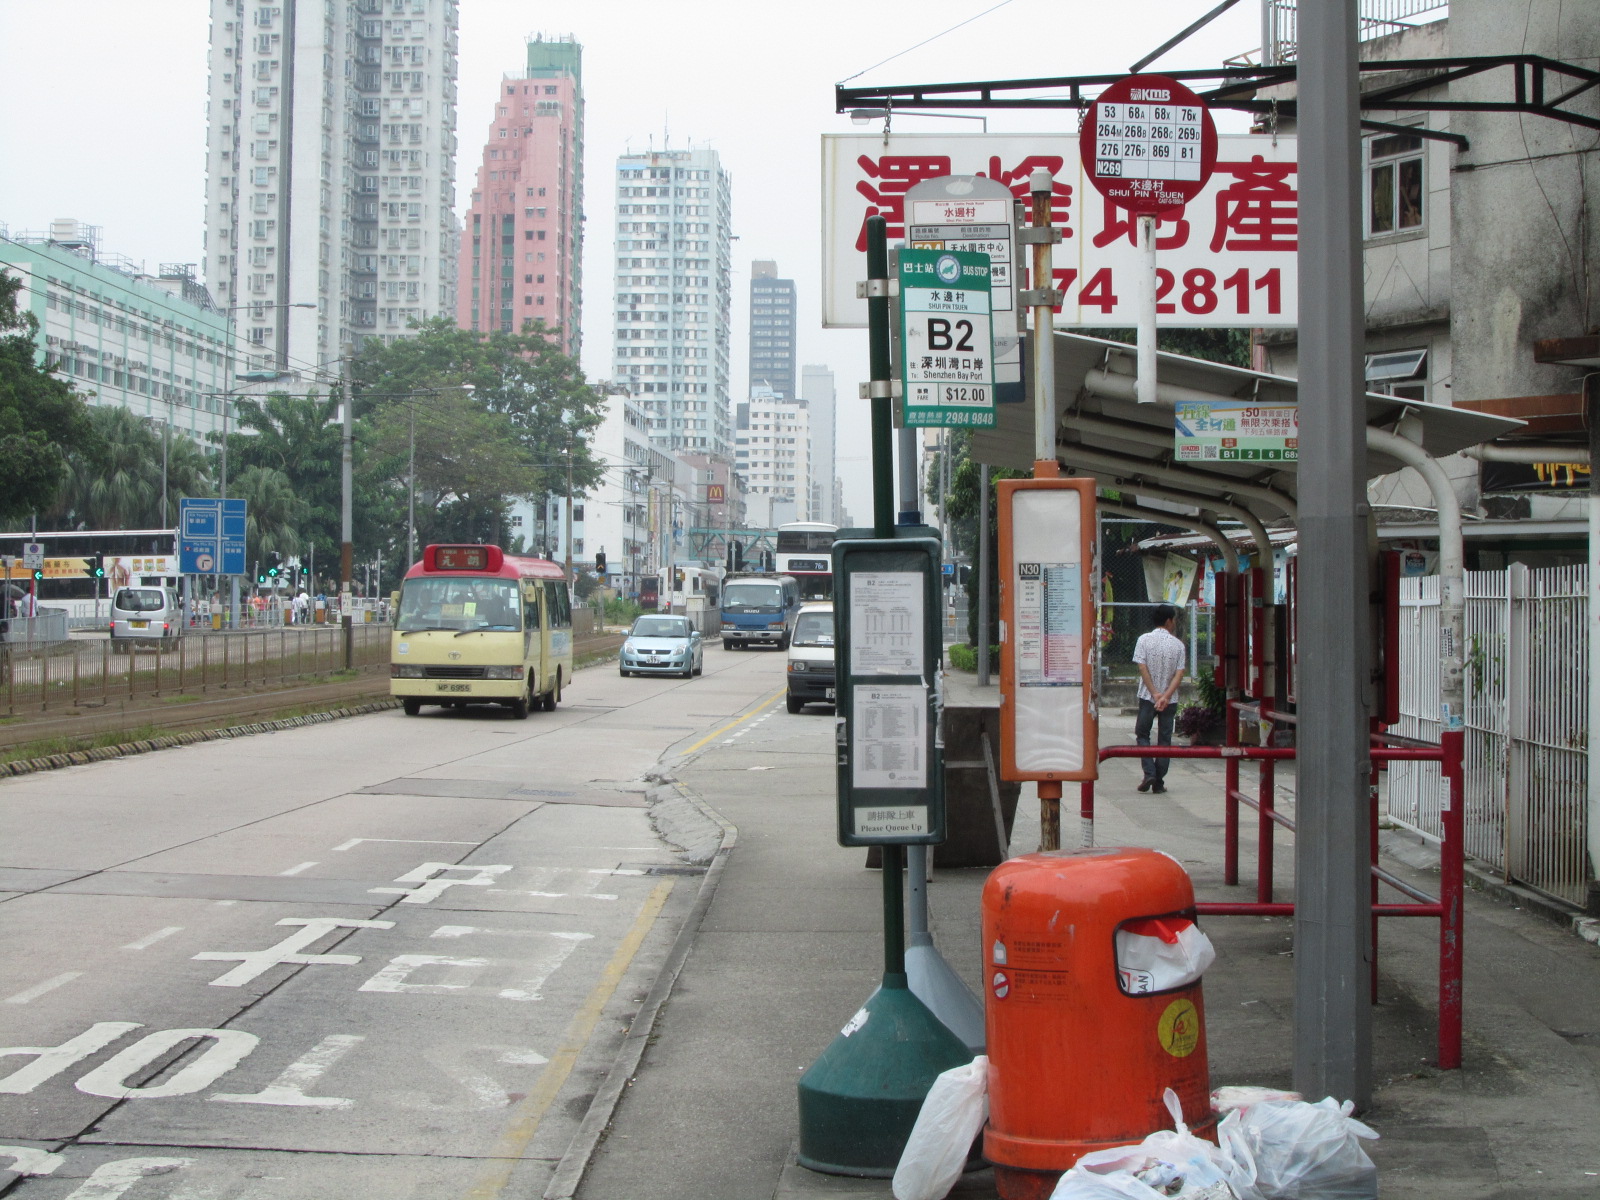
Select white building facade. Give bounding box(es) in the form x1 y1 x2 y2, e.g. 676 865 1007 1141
610 146 733 457
204 0 460 382
799 364 838 525
736 385 813 525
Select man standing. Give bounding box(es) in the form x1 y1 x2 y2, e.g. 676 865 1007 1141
1133 604 1186 793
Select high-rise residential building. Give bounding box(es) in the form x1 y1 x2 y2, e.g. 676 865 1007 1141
736 385 812 524
800 364 837 524
203 0 460 382
748 260 795 399
457 35 583 355
611 146 733 458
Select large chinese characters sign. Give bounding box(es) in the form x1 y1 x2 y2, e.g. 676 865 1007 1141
1080 74 1218 216
822 133 1297 328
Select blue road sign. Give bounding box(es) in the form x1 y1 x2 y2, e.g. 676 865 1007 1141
942 562 956 576
180 498 248 575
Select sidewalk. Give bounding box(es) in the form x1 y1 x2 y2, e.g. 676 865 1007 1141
571 686 1600 1200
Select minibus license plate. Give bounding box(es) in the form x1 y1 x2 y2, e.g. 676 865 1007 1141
825 687 836 701
437 682 471 692
131 620 149 629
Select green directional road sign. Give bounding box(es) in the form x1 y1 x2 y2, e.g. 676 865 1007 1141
897 248 996 429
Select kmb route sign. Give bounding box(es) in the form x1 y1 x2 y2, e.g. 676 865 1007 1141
897 248 996 428
1079 73 1218 216
1175 398 1299 462
833 537 945 846
821 133 1297 328
179 498 247 576
905 175 1022 403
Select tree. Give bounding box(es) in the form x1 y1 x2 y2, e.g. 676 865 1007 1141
230 465 308 559
349 318 608 526
55 405 210 530
0 274 96 523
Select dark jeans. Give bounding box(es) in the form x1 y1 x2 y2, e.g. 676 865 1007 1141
1136 698 1176 783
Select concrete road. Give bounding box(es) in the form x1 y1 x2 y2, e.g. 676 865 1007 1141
0 642 787 1199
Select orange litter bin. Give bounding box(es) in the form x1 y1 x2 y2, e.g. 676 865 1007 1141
982 847 1216 1199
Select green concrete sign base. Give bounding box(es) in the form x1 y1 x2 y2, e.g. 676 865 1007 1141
796 977 974 1177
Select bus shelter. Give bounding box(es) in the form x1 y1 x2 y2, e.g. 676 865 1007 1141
972 330 1522 1068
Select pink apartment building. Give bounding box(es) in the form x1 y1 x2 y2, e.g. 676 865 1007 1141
457 37 583 356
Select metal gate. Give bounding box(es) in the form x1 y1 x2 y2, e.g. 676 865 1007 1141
1389 565 1590 907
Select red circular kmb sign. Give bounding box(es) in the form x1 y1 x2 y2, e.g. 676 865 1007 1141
1079 73 1218 217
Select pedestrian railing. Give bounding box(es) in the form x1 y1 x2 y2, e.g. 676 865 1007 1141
1 623 393 717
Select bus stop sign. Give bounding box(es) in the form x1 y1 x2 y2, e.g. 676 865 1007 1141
1079 73 1218 217
833 537 945 846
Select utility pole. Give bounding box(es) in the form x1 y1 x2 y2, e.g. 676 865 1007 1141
406 404 416 566
339 382 354 612
1294 0 1373 1108
564 436 575 583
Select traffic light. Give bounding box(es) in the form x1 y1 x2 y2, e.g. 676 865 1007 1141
32 568 43 582
594 550 607 575
673 567 685 588
731 540 744 571
83 554 105 579
256 569 268 585
267 553 281 580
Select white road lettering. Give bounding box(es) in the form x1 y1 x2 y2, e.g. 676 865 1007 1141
369 862 511 904
497 931 592 1002
0 1146 64 1175
210 1033 364 1109
3 971 84 1005
278 861 318 876
76 1029 259 1099
58 1157 192 1199
193 917 395 987
358 955 493 994
0 1022 141 1095
387 1044 549 1112
487 889 617 901
121 926 183 951
331 837 477 852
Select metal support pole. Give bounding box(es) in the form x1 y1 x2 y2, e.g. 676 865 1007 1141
340 385 354 611
1588 372 1600 906
977 463 991 684
897 427 920 527
867 216 895 538
1294 0 1373 1108
407 405 416 566
1137 214 1159 405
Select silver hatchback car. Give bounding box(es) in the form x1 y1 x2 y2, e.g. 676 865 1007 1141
620 614 703 678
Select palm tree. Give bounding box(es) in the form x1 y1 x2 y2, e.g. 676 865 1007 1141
57 406 163 528
230 465 308 558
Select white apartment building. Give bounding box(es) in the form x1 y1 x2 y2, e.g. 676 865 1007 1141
736 385 812 523
204 0 460 382
610 146 733 458
800 364 838 525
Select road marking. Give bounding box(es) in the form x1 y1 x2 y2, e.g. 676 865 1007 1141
58 1157 193 1199
278 861 318 876
370 862 512 904
0 1146 64 1176
211 1033 364 1108
485 889 617 901
122 926 183 951
195 917 396 987
463 881 673 1199
359 955 492 994
0 1023 142 1094
678 688 786 758
332 837 479 852
76 1029 259 1099
3 972 83 1005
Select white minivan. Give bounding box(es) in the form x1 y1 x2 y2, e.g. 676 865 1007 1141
109 587 182 651
785 602 835 714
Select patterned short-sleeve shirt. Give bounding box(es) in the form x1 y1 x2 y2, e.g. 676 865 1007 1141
1132 626 1186 701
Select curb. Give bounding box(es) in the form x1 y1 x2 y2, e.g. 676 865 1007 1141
541 775 738 1200
0 700 403 779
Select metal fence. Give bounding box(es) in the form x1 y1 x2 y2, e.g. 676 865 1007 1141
2 624 393 717
1264 0 1449 63
1388 565 1590 907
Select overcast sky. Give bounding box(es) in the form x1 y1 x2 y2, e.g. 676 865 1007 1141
0 0 1263 520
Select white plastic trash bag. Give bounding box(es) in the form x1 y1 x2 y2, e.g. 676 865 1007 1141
1053 1089 1260 1200
1210 1086 1302 1114
1048 1170 1170 1199
1115 917 1217 994
1219 1097 1379 1200
891 1055 988 1200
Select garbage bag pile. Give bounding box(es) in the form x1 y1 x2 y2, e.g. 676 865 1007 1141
892 1069 1379 1200
1048 1088 1380 1200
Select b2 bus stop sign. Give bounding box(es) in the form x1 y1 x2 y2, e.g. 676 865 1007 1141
833 537 945 845
1079 73 1218 216
897 248 997 428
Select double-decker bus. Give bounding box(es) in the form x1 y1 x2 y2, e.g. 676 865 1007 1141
774 522 838 602
390 544 572 719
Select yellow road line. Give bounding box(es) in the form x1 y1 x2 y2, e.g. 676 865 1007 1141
677 687 786 758
466 880 674 1199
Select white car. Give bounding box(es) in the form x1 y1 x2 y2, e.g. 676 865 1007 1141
620 614 704 678
109 587 182 652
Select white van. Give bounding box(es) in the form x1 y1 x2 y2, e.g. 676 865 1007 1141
109 587 182 651
785 602 835 714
